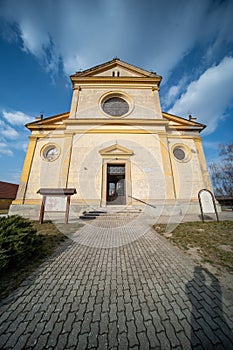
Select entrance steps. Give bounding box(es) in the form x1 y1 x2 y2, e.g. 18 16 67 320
79 208 142 221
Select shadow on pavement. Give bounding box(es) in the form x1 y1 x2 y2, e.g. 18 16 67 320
186 266 233 348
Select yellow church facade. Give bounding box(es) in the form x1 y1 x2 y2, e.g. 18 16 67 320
10 59 213 218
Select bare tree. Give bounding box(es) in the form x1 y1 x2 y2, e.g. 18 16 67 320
209 143 233 197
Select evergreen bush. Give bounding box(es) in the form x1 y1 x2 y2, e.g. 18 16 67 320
0 215 42 272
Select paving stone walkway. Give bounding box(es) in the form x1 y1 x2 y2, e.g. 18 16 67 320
0 215 233 349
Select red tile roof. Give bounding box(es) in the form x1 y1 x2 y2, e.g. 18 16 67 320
0 181 19 199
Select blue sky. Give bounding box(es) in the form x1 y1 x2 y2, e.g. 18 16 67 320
0 0 232 183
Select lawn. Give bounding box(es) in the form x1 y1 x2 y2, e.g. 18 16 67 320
154 221 233 272
0 217 83 301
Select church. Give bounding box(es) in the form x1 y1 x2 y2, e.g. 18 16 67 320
10 58 213 219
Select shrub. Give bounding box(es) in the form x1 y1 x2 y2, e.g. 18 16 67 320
0 215 42 272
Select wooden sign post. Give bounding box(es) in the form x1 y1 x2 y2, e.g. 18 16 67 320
37 188 76 224
198 189 219 222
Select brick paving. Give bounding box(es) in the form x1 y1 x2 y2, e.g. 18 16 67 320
0 214 233 349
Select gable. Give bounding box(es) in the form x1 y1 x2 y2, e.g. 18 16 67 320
26 112 69 131
72 58 161 80
162 112 206 131
99 143 134 158
94 66 145 78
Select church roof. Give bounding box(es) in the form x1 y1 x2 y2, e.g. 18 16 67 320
26 111 69 130
71 58 162 83
0 181 18 199
25 59 205 133
25 110 205 132
162 112 206 131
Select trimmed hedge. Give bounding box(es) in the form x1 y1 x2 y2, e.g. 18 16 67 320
0 215 42 272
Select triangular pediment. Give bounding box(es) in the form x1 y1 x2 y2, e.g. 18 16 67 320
72 58 161 79
25 112 69 130
99 143 134 158
162 112 206 131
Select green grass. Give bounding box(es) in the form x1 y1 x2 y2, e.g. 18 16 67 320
154 221 233 272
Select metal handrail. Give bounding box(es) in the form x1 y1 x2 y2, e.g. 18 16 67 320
128 195 156 208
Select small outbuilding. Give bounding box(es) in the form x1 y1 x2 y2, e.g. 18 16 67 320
0 181 19 210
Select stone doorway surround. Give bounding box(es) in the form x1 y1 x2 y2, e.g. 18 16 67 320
106 164 126 205
99 144 133 207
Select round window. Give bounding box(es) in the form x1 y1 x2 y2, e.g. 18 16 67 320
42 145 59 162
102 97 129 117
172 145 191 162
173 147 186 161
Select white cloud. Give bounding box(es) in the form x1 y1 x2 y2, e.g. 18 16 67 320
2 110 33 125
168 56 233 134
202 0 233 62
0 0 232 78
0 120 18 139
163 76 189 108
63 54 86 76
22 142 29 152
0 110 31 156
0 142 13 156
12 141 29 152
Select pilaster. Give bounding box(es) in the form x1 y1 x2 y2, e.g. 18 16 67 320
59 133 73 187
13 136 37 204
159 134 176 199
69 87 81 118
194 137 213 191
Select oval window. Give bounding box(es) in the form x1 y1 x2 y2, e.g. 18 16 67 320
173 147 186 161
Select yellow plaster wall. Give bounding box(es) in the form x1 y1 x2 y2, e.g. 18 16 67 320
14 136 37 204
11 61 214 215
169 137 207 200
25 137 65 199
73 88 162 120
67 132 166 205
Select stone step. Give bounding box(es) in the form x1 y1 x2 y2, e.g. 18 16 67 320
95 216 138 221
83 213 100 217
79 215 96 220
79 207 142 221
88 211 107 215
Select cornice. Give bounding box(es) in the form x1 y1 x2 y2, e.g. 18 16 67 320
73 84 160 90
167 125 204 131
71 58 161 80
27 124 66 131
26 112 69 130
71 76 161 87
162 111 206 130
64 118 169 126
64 129 164 134
167 135 201 139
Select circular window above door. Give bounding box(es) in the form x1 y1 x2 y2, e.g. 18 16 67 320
102 97 129 116
100 92 133 118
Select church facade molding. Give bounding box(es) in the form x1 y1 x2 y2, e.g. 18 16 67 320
10 58 216 219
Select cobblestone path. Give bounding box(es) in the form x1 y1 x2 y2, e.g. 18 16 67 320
0 216 233 349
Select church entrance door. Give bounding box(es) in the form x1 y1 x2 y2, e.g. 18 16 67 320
107 164 126 205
